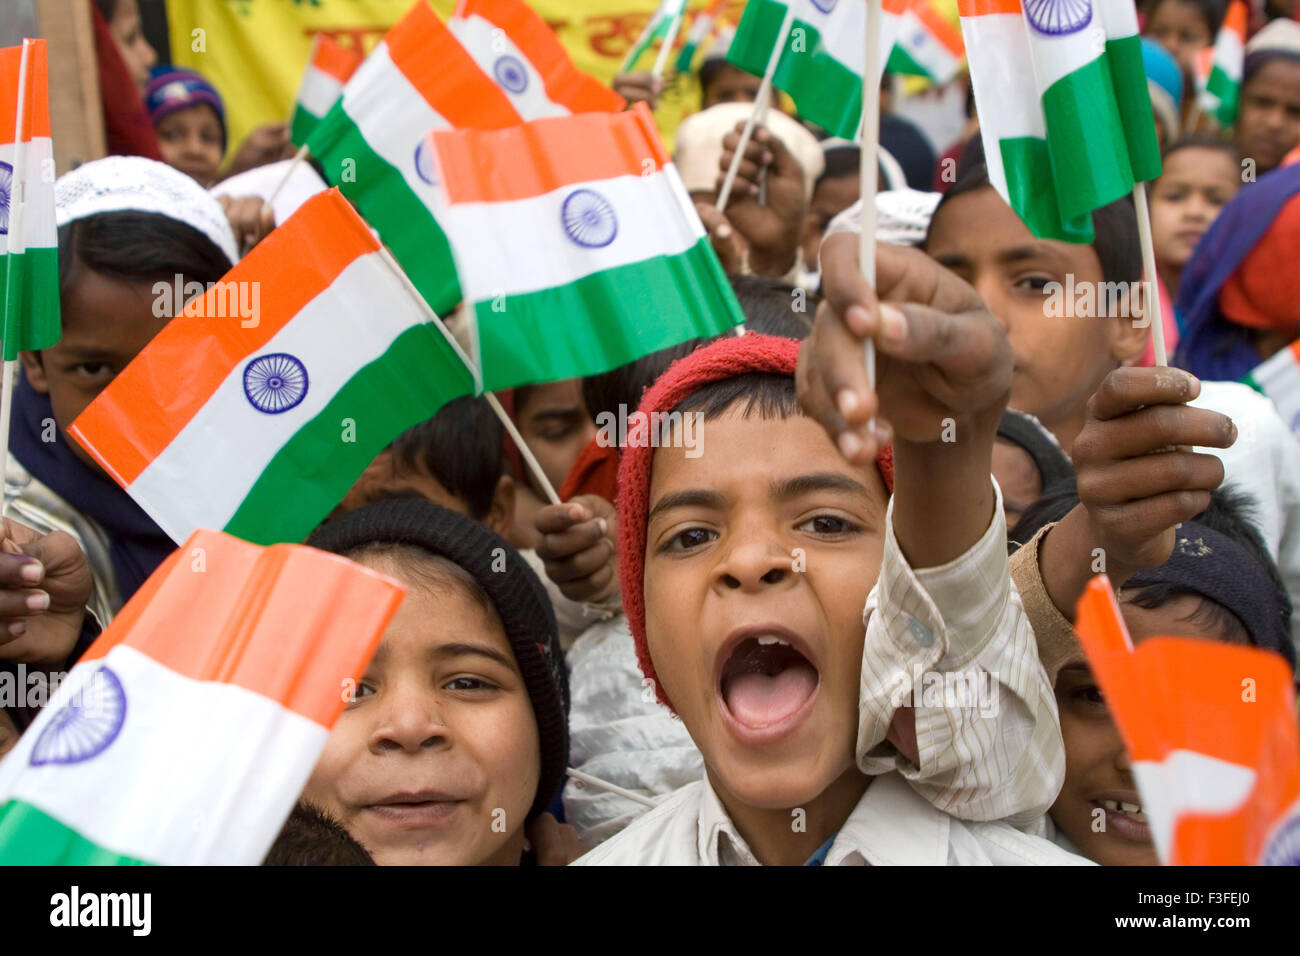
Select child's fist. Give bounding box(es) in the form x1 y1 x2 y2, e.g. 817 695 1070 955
797 233 1013 462
0 519 92 668
535 495 618 605
1068 366 1235 577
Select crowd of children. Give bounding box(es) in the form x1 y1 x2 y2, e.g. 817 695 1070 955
2 0 1300 866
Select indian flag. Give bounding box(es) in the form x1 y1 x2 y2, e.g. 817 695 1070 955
727 0 907 140
676 0 728 73
1244 341 1300 439
0 528 405 865
1096 0 1161 184
67 189 476 546
1 39 59 361
448 0 624 118
290 33 364 147
887 0 966 84
1201 0 1247 127
959 0 1137 243
427 104 744 391
306 0 522 318
623 0 688 71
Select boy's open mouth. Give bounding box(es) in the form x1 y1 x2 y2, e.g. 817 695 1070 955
718 627 820 737
1093 796 1149 842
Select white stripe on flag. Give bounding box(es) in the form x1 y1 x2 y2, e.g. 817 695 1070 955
441 165 704 303
126 253 430 538
341 44 451 214
298 65 345 120
448 14 569 119
1024 7 1107 91
1095 0 1139 38
0 646 328 865
0 138 55 253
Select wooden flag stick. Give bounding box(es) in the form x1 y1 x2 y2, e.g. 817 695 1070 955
0 40 35 519
715 4 796 212
259 143 311 221
859 0 883 404
373 246 562 505
566 767 658 808
650 8 686 78
1131 183 1169 366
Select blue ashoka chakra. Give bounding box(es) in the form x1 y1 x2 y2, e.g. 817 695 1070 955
244 352 309 414
31 667 127 766
1261 802 1300 865
1023 0 1092 35
413 138 437 187
494 55 529 94
0 159 12 235
561 189 618 248
810 0 838 13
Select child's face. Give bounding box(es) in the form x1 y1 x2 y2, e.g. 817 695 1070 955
702 63 764 109
302 555 540 866
156 104 224 187
22 271 172 473
1144 0 1212 74
643 408 888 812
926 186 1146 446
105 0 156 96
801 173 861 269
1149 147 1241 275
1235 59 1300 175
1051 594 1246 866
514 379 596 492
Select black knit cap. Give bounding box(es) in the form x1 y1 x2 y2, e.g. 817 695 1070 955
306 498 569 819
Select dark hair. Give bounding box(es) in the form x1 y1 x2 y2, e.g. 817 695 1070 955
698 57 747 107
1243 48 1300 88
1010 485 1289 647
1161 132 1238 163
1145 0 1225 37
817 144 861 187
731 275 816 338
928 149 1142 287
387 396 503 520
262 803 376 866
671 371 802 421
57 211 233 300
582 338 706 425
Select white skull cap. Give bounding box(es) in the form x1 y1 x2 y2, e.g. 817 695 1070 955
55 156 239 267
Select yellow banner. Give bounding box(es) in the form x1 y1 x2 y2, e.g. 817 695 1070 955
165 0 738 162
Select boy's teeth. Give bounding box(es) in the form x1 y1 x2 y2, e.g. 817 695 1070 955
1119 802 1141 814
1100 799 1145 819
756 635 789 646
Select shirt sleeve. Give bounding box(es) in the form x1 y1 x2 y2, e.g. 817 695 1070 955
856 480 1064 827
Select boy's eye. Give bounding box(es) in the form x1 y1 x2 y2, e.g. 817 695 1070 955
444 676 498 693
347 681 376 704
1071 684 1106 707
797 514 860 537
74 362 113 378
661 527 717 553
1014 275 1053 294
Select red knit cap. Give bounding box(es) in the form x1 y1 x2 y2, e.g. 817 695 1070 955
1219 193 1300 331
616 334 894 710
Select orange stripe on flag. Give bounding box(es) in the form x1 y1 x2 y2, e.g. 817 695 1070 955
956 0 1022 16
885 0 909 14
384 0 522 130
1223 0 1248 38
433 102 670 205
67 189 378 487
0 40 51 143
454 0 625 113
79 530 406 728
911 0 966 57
310 33 364 85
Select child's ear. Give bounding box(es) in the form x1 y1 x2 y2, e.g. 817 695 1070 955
19 350 49 394
337 449 396 512
485 473 516 539
1109 309 1150 365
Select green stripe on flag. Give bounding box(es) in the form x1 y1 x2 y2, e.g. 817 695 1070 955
475 239 744 391
290 104 319 148
1241 372 1264 396
1040 56 1134 224
307 108 462 318
0 246 60 361
1000 138 1096 244
1105 35 1162 184
886 44 930 79
1206 64 1240 127
728 0 861 139
223 323 475 544
0 800 152 865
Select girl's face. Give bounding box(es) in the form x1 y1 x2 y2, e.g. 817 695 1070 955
21 270 173 473
1236 59 1300 175
1144 0 1213 74
105 0 156 97
156 104 224 187
302 554 541 866
1149 147 1241 276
